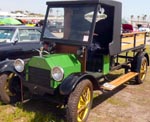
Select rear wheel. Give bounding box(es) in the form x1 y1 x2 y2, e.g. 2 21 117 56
134 57 148 84
66 79 93 122
0 73 21 104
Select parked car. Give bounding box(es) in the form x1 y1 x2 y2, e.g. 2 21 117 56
0 25 42 60
122 24 133 33
139 27 150 36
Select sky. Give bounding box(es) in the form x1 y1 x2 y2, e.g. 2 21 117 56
0 0 150 19
120 0 150 19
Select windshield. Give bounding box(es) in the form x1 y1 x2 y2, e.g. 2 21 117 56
0 29 15 42
19 29 41 42
43 5 96 45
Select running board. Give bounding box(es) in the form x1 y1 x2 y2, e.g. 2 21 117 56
102 72 138 91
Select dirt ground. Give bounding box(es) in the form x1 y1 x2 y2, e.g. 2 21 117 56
87 67 150 122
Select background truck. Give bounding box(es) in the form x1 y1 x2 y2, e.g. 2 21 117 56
0 0 149 122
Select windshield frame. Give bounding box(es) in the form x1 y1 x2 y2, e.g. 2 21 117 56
41 3 99 46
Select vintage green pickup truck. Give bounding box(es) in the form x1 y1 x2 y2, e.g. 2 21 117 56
0 0 149 122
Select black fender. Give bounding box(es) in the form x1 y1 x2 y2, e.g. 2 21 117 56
59 72 99 95
144 52 149 66
131 51 149 72
0 59 20 76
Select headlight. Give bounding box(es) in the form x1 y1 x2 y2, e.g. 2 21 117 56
51 66 64 81
14 59 24 72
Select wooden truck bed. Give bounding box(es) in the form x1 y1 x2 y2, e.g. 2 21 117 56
121 32 146 51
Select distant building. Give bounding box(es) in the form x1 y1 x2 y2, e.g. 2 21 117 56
0 11 26 18
0 11 10 17
10 13 27 17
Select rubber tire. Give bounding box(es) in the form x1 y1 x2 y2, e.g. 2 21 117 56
66 79 93 122
0 74 21 104
134 57 148 84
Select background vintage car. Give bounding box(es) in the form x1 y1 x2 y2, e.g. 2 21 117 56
0 25 42 60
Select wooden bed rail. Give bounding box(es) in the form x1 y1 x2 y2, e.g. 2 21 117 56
121 32 146 37
121 32 146 51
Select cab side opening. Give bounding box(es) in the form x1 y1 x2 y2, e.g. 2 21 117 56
86 4 114 72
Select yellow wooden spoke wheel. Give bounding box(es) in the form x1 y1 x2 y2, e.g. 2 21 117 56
77 86 91 122
67 80 93 122
139 58 147 81
135 57 148 84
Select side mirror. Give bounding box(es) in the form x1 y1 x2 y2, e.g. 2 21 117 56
13 39 18 45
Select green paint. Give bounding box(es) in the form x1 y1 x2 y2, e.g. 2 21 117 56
102 55 110 75
26 54 81 88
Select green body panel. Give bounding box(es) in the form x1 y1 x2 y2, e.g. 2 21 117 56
26 54 81 88
102 55 110 75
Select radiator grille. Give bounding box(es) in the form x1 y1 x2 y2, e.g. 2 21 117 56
28 66 51 88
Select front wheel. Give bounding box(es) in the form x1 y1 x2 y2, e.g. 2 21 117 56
66 79 93 122
0 73 21 104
